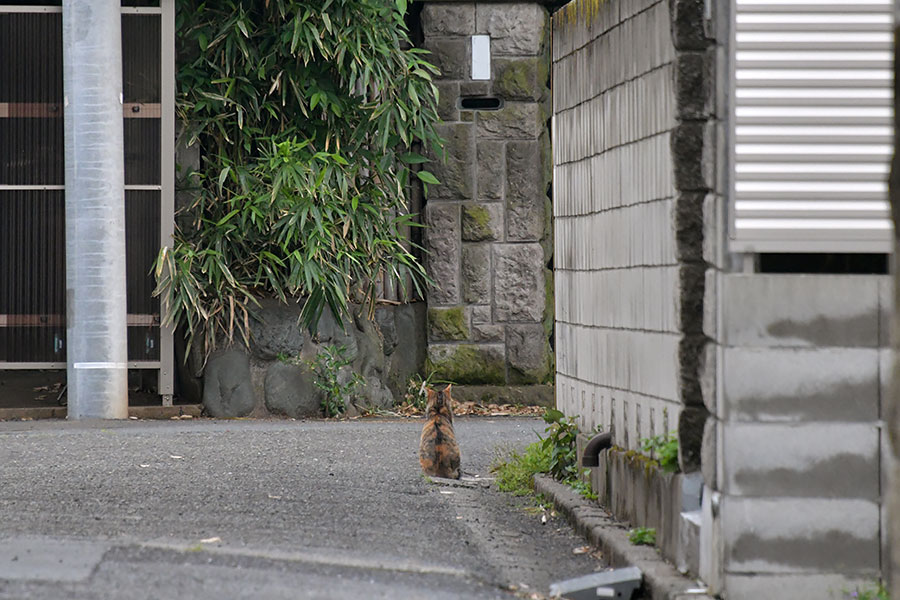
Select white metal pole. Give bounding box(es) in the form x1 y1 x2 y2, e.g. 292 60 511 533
62 0 129 419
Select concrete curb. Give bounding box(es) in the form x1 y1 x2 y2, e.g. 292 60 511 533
533 475 714 600
0 404 203 421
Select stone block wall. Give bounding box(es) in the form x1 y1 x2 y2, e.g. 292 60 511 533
552 0 714 458
700 275 890 598
420 2 554 386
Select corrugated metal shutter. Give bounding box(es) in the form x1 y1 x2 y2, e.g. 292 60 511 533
731 0 894 253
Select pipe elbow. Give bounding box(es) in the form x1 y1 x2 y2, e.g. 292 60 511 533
581 432 612 467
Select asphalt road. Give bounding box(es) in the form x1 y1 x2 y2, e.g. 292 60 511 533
0 417 604 599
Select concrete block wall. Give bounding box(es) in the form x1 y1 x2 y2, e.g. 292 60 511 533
420 3 554 386
552 0 714 456
701 274 891 598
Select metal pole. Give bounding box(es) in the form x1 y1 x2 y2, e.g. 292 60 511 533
62 0 128 419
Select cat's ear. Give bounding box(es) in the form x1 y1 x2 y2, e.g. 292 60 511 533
426 387 437 400
444 383 452 393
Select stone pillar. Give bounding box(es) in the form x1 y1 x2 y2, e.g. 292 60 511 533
421 2 553 389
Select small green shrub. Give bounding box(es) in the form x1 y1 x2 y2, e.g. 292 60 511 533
848 583 890 600
307 344 363 417
540 408 580 482
400 372 452 411
628 527 656 546
492 442 552 496
640 431 680 473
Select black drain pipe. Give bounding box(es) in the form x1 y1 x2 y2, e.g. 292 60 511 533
581 432 613 467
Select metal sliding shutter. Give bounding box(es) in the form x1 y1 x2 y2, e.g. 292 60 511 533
731 0 894 253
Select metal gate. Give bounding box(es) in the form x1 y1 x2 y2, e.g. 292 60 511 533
730 0 894 253
0 2 175 404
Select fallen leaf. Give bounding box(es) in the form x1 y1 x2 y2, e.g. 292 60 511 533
541 514 548 524
200 537 221 544
129 416 138 420
573 546 591 555
267 494 282 500
170 455 183 460
439 490 454 495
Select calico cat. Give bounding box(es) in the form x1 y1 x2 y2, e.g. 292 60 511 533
418 384 461 479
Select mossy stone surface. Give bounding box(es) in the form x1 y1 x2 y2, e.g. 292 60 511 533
494 57 548 101
426 344 506 384
428 306 469 341
461 205 495 241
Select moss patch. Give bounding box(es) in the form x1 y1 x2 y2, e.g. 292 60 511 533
427 307 469 341
426 344 506 384
495 57 548 101
461 204 497 241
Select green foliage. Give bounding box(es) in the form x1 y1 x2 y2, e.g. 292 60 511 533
307 344 363 417
491 441 552 496
400 372 452 411
640 431 680 473
156 0 442 356
628 527 656 546
849 583 890 600
540 408 580 482
568 478 597 501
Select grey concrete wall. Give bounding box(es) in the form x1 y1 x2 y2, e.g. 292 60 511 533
552 0 714 461
420 3 554 386
701 274 891 598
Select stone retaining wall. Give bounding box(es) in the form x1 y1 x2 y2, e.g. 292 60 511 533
187 301 426 418
420 2 554 386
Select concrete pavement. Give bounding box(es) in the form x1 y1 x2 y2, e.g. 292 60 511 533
0 417 605 599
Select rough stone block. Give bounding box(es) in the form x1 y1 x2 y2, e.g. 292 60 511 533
507 323 552 384
421 4 476 38
698 342 716 416
675 51 713 120
248 298 304 361
461 203 503 241
494 243 545 322
384 302 427 397
506 139 549 241
427 306 469 342
476 3 548 55
721 274 880 348
434 81 460 122
264 360 323 418
423 38 469 81
673 192 705 263
424 203 460 304
471 304 492 324
507 139 543 202
677 405 707 473
879 276 892 347
494 56 548 101
723 347 879 423
476 141 505 200
476 102 544 140
672 122 715 193
426 343 506 384
671 0 711 51
472 323 504 343
461 244 491 304
720 496 880 574
203 348 255 417
722 423 879 500
460 80 492 97
427 123 475 200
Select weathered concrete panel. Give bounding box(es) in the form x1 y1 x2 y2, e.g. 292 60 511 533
722 423 880 500
721 275 880 348
721 497 880 574
722 347 880 423
723 574 872 600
